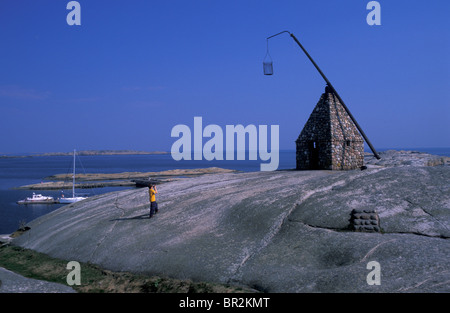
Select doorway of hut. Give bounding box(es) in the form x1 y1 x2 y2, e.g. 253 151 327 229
309 141 319 169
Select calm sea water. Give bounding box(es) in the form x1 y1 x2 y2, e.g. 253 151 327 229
0 148 449 234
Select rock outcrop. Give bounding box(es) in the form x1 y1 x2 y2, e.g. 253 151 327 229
0 267 75 293
12 151 450 292
365 150 450 167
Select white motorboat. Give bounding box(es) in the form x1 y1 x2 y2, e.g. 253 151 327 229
58 149 87 204
17 193 57 205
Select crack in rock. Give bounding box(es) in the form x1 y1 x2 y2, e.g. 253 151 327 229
89 194 126 261
228 169 386 282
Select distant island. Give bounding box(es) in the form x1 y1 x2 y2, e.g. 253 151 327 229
1 150 169 158
34 150 169 156
15 167 238 190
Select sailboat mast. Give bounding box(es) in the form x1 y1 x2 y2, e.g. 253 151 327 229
72 149 76 198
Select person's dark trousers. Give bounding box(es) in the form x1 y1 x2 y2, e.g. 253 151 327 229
150 201 158 218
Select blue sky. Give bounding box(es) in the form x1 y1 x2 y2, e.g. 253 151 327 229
0 0 449 153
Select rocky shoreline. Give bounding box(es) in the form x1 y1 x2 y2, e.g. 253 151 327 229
15 167 238 190
7 150 449 293
364 150 450 167
14 150 450 191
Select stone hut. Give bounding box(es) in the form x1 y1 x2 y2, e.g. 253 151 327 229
296 85 364 170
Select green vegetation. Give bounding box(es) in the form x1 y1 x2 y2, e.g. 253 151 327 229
0 245 252 293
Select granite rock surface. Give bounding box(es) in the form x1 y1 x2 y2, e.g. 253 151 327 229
0 267 75 293
12 151 450 292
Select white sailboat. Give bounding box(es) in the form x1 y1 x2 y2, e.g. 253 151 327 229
59 149 87 204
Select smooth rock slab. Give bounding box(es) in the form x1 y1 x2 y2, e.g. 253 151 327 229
12 165 450 292
0 267 75 293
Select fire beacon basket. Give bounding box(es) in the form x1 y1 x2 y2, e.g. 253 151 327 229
263 39 273 75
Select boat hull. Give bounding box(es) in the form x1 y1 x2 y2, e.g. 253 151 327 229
17 199 58 205
59 197 87 204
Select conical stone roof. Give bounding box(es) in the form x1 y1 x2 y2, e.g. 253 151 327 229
296 86 364 170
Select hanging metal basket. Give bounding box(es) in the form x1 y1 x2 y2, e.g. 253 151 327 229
263 39 273 75
263 58 273 75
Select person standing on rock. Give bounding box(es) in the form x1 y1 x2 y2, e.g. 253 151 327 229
149 185 158 218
